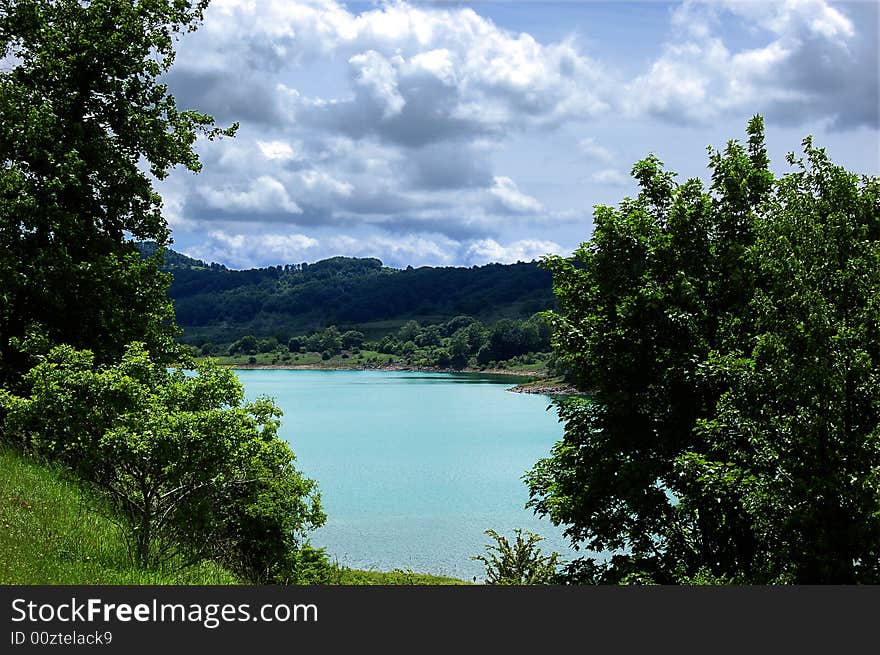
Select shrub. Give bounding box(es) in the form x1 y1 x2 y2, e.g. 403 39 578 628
1 343 325 581
472 529 561 584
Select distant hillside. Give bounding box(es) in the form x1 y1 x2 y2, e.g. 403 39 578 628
140 244 556 343
136 241 227 271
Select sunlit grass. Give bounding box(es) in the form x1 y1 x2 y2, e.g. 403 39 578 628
0 445 470 585
0 445 238 585
329 567 470 585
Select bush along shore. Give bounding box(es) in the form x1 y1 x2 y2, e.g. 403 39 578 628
195 353 582 396
197 350 589 403
0 444 468 585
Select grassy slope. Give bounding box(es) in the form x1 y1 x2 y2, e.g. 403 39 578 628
0 445 239 584
0 445 468 585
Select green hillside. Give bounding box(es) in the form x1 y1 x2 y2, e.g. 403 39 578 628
140 244 556 345
0 445 467 585
0 445 239 584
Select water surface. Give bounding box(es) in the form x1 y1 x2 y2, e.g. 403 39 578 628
235 369 575 580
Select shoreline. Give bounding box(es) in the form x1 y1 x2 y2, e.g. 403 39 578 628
224 361 538 377
218 361 583 395
505 381 583 396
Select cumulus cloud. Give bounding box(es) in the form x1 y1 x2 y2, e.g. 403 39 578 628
326 233 459 267
156 0 875 268
172 0 611 145
626 0 876 129
196 175 303 216
300 170 354 196
708 0 855 42
164 68 288 126
402 142 493 191
464 238 563 265
578 137 615 164
348 50 407 119
591 169 630 186
489 176 544 214
257 140 297 160
181 230 460 269
179 229 565 270
185 231 319 269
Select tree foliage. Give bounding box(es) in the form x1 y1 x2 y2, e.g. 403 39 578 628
0 0 235 384
1 343 324 580
472 529 561 585
0 2 338 583
526 117 880 584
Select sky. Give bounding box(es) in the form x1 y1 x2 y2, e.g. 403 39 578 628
157 0 880 270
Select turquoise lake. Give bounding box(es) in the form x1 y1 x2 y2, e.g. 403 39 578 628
234 369 576 581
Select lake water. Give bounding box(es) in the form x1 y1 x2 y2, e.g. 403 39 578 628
234 369 576 581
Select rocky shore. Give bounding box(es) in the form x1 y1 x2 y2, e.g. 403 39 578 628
211 358 586 396
505 381 582 396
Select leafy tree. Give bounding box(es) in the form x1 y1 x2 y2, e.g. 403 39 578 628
414 324 442 347
449 329 471 367
434 347 452 367
288 336 306 352
464 321 489 353
442 315 476 336
1 343 324 578
472 529 561 585
230 335 259 356
484 319 527 362
258 336 279 353
526 117 880 584
318 326 343 355
399 340 416 358
0 0 235 386
522 313 552 352
398 320 421 342
341 330 365 349
377 335 398 353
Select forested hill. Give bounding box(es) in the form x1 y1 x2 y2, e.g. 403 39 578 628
141 244 555 342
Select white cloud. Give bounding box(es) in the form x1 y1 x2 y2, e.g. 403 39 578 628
183 0 870 137
407 48 457 85
489 176 543 214
300 170 354 196
348 50 406 119
257 140 297 160
625 0 870 127
327 233 458 266
197 175 303 215
591 169 630 186
464 238 562 265
183 229 461 269
179 228 569 270
578 137 615 163
186 230 319 268
712 0 854 41
176 0 611 142
157 0 875 269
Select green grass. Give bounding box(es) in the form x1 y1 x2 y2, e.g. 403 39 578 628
329 568 470 585
0 445 470 585
0 445 239 584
